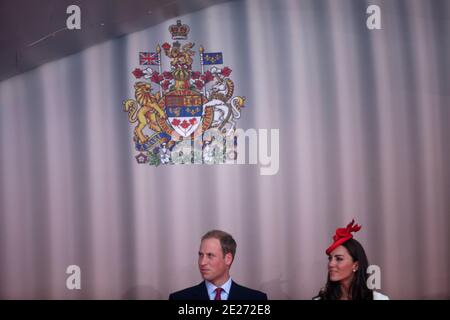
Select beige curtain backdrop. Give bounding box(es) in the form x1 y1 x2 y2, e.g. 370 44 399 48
0 0 449 299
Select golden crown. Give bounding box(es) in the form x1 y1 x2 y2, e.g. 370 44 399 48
169 20 190 40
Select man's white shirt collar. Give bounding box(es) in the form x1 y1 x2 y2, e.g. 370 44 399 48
205 277 232 300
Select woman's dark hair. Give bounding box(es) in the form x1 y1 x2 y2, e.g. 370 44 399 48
314 238 373 300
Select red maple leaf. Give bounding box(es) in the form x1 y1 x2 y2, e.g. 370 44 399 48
180 120 190 129
163 71 173 79
161 80 170 90
221 66 232 77
171 119 181 126
162 42 171 51
151 72 160 83
195 80 204 90
189 118 197 125
204 71 214 83
132 68 144 78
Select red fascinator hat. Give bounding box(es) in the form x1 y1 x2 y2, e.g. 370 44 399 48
326 219 362 255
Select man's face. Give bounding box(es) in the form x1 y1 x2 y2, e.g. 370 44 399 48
198 238 232 286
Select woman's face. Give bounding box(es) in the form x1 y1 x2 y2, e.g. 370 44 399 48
328 245 359 283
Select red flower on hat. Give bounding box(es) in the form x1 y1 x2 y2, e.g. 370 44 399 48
326 219 362 255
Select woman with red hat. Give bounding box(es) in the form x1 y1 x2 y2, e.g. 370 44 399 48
314 220 389 300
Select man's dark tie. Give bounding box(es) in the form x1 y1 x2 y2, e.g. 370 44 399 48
214 288 223 300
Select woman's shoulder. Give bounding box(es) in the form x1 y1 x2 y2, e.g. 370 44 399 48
373 291 390 300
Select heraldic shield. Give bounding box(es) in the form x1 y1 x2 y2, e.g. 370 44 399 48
157 90 213 139
123 20 246 166
166 91 203 137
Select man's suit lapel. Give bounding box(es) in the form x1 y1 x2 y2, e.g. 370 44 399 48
228 281 239 300
194 281 210 300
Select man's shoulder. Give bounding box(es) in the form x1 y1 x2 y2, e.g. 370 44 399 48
230 281 268 300
169 282 208 300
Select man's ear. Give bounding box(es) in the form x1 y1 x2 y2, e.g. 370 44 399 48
225 253 233 266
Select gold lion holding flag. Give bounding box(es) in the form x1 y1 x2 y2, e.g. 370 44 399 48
123 82 166 144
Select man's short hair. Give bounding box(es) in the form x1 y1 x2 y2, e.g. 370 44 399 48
201 230 237 259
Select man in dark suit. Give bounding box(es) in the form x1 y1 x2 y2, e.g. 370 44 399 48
169 230 267 300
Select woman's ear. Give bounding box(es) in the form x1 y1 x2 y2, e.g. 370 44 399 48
352 261 359 272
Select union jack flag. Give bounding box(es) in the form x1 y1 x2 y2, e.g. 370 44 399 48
139 52 160 65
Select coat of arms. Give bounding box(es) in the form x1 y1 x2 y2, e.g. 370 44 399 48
123 20 246 166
